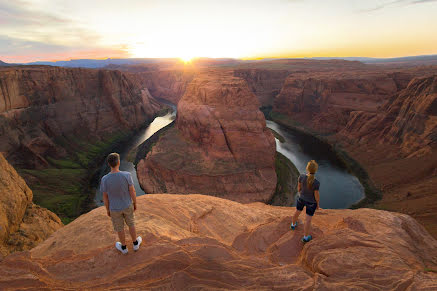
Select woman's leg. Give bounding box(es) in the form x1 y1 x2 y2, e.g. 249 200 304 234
292 210 302 224
304 214 313 237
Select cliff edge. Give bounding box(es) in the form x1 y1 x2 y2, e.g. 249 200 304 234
1 194 436 290
0 153 62 257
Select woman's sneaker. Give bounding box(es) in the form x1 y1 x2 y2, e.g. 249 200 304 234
115 242 128 254
133 236 142 251
290 221 298 230
301 235 312 243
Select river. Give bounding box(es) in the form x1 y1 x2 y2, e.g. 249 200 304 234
266 120 364 209
94 105 364 209
94 103 176 206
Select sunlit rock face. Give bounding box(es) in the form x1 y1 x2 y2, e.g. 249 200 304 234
1 194 436 289
339 75 437 157
273 71 407 133
137 71 277 203
0 153 62 256
0 66 162 168
234 69 290 106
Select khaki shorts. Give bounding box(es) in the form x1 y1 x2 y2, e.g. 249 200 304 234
110 204 135 232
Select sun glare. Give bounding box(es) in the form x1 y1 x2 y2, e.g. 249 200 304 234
179 56 194 63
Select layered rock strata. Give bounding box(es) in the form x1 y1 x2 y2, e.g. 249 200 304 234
137 72 277 203
0 153 62 256
0 194 436 290
0 66 162 168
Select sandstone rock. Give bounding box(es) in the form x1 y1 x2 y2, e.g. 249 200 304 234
0 153 62 256
0 66 162 168
273 72 401 133
0 194 436 290
137 72 277 203
234 69 290 106
131 70 196 104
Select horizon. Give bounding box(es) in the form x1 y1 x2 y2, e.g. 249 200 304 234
3 53 437 65
1 0 437 63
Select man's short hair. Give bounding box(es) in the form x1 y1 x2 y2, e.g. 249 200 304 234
107 153 120 168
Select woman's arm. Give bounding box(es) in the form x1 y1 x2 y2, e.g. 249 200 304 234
314 190 320 209
298 182 302 192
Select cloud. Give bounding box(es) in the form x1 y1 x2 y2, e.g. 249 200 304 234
0 1 100 46
358 0 437 13
0 35 129 63
0 1 126 62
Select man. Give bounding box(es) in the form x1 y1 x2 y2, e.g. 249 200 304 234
100 153 142 254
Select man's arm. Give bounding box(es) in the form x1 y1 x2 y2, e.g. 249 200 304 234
103 192 110 216
129 185 137 211
314 190 320 209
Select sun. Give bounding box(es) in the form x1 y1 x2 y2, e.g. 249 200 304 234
179 55 194 63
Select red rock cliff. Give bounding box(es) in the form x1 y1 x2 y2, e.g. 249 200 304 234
0 153 62 257
234 69 290 106
0 194 436 289
136 72 277 203
0 66 162 168
273 71 409 133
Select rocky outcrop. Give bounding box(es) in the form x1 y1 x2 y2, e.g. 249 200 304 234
137 72 277 203
273 72 407 133
0 66 162 168
339 75 437 157
234 69 290 106
0 194 436 289
0 153 62 256
126 70 195 104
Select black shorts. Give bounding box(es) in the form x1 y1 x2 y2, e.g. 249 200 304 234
296 197 317 216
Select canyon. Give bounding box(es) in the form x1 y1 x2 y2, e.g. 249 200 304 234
0 194 436 290
0 65 164 223
0 66 163 169
111 60 437 237
136 71 277 203
250 61 437 237
0 59 436 289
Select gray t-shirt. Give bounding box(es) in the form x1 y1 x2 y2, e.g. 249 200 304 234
100 171 134 211
298 173 320 203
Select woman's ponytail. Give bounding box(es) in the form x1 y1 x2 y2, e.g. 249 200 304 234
306 160 318 189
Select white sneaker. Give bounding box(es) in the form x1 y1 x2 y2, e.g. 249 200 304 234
115 242 128 255
133 236 142 251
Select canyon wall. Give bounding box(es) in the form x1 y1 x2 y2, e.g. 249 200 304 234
339 75 437 157
234 69 290 106
273 71 412 133
1 194 436 289
0 66 162 168
0 153 62 257
127 70 195 104
136 72 277 203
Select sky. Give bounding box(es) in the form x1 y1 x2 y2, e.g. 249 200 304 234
1 0 437 63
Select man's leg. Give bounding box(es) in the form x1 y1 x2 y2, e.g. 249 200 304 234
304 214 313 237
117 228 126 246
128 225 137 242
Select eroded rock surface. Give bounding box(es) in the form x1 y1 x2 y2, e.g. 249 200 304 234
0 153 62 256
0 66 162 168
0 194 436 290
137 72 277 203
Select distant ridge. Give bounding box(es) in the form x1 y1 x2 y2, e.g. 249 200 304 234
310 54 437 64
24 58 181 68
0 60 12 66
16 54 437 69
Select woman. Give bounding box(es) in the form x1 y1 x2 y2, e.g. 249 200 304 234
290 160 320 243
